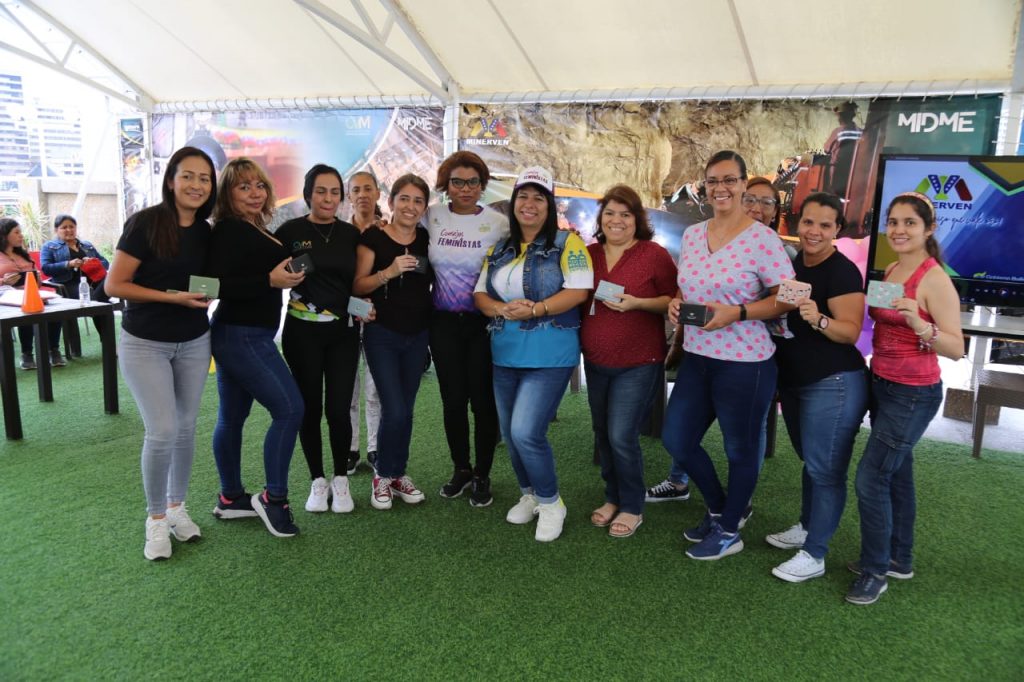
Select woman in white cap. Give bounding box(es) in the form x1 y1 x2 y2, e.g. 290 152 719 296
473 166 593 542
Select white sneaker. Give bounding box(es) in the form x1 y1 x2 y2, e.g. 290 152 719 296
330 475 354 513
765 522 807 549
506 494 539 524
772 549 825 583
144 517 172 561
305 477 330 513
166 503 201 542
535 497 567 542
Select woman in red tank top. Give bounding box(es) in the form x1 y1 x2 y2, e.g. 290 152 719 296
847 192 963 606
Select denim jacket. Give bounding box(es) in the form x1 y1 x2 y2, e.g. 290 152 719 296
40 239 108 285
484 230 580 332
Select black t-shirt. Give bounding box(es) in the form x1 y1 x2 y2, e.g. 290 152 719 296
207 216 291 329
360 226 432 334
275 217 360 319
774 249 866 387
115 208 211 342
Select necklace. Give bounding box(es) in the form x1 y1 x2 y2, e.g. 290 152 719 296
312 221 334 243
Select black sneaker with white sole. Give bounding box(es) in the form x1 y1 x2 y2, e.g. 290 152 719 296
645 479 690 502
252 492 299 538
847 559 914 580
346 451 360 476
440 469 473 498
212 492 259 519
469 476 493 508
367 450 378 472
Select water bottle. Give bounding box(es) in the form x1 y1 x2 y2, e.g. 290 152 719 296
79 278 90 306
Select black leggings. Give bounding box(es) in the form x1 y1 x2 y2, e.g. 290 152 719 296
282 315 360 479
428 311 499 477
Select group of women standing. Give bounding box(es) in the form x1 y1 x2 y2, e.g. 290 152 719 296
109 144 963 606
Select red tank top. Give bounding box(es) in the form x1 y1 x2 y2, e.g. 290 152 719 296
869 257 940 386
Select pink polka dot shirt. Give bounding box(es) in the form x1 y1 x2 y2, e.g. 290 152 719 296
678 220 794 362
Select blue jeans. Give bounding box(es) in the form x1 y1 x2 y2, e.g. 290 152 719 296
779 369 868 558
855 373 942 575
362 324 429 478
586 360 660 515
493 365 574 503
211 322 304 499
662 352 776 532
120 330 211 515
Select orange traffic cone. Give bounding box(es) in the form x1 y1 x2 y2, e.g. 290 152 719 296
21 271 44 313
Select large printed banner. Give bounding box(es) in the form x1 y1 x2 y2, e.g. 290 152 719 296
459 96 1000 255
118 117 149 221
145 107 444 226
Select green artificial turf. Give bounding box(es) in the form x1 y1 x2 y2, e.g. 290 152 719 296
2 328 1022 681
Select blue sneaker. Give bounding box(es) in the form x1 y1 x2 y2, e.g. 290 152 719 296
845 572 888 605
685 522 744 560
683 511 721 543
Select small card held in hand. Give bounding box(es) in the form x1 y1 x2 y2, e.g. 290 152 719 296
776 279 812 305
286 253 315 274
679 303 713 326
188 275 220 300
411 255 429 274
594 280 625 302
346 296 372 319
866 280 904 309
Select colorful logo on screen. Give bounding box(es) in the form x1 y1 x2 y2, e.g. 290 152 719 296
914 174 973 210
465 117 510 146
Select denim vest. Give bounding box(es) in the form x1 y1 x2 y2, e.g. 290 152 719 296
484 230 580 332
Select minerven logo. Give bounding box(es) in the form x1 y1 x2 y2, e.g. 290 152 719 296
897 111 976 133
465 117 510 146
913 174 973 210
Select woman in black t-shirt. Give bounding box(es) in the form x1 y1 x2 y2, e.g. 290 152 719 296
105 147 217 562
207 158 306 539
277 164 368 515
766 192 868 584
353 173 433 511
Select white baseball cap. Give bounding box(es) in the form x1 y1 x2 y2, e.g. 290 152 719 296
514 166 554 194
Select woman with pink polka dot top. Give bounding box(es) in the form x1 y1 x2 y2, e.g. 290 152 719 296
661 150 795 561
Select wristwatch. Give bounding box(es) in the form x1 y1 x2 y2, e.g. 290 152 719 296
817 315 830 331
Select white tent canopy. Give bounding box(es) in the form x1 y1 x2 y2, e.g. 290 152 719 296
1 0 1021 112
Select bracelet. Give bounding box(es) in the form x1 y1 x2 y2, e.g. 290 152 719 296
531 303 538 318
541 300 550 316
377 270 389 285
917 321 937 348
738 304 748 321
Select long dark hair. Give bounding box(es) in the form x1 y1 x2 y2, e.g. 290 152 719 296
506 183 558 256
594 184 653 243
127 147 217 259
0 218 31 261
888 193 944 266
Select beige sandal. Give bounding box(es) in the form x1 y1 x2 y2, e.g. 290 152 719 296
609 513 643 538
590 504 618 528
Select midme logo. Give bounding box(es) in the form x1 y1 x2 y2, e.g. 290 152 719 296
914 174 973 210
897 111 977 133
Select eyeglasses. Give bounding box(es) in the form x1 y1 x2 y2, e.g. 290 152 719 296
704 176 741 188
449 177 481 189
742 194 778 209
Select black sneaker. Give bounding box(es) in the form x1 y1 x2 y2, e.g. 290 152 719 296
469 476 493 508
847 559 915 580
346 450 360 476
645 479 690 502
739 504 753 529
20 353 35 370
367 450 378 472
49 349 67 367
845 572 888 605
252 491 299 538
212 492 258 519
440 469 473 498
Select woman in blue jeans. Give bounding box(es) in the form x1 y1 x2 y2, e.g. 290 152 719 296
105 146 217 561
846 192 963 605
661 150 795 561
207 158 306 538
580 184 676 538
473 166 593 543
765 193 867 583
352 173 433 511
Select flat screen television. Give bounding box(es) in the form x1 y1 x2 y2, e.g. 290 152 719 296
868 154 1024 308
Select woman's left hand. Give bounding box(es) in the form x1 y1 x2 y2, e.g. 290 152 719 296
703 300 740 330
68 258 84 269
602 293 640 312
893 296 924 329
502 299 536 321
2 271 20 286
359 298 376 323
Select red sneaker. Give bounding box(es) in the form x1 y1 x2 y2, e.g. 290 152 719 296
389 475 425 504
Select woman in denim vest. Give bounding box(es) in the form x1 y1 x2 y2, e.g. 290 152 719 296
473 167 593 542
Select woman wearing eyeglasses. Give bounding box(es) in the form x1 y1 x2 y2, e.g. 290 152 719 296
661 150 795 561
427 151 509 508
744 177 798 260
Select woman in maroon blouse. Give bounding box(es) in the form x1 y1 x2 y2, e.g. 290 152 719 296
581 185 677 537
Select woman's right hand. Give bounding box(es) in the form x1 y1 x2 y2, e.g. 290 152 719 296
387 253 419 279
667 297 683 325
270 258 305 289
169 291 210 309
68 258 85 269
2 271 20 286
